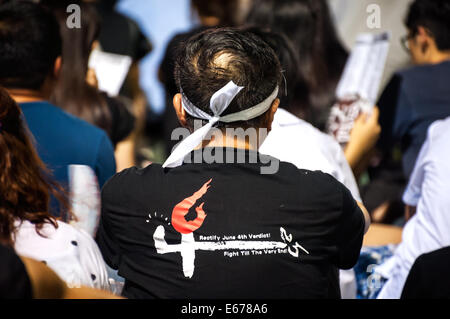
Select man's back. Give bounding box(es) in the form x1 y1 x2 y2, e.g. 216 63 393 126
20 101 116 189
97 148 365 299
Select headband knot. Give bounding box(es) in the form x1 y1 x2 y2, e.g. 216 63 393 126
163 81 279 168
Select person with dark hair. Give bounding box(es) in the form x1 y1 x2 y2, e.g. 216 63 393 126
97 28 370 299
363 0 450 223
376 0 450 179
0 86 110 291
40 0 136 171
246 0 348 131
159 0 240 158
96 0 152 65
0 1 116 192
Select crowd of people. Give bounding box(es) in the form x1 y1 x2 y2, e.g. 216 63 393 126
1 0 450 300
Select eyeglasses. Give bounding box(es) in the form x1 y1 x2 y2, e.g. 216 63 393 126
400 34 413 54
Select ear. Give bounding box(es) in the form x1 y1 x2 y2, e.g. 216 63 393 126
266 98 280 131
53 56 62 78
173 93 188 127
416 26 431 52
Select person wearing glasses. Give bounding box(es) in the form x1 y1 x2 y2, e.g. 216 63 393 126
360 0 450 225
376 0 450 180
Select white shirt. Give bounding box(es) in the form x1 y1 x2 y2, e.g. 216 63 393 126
377 117 450 299
14 220 110 291
260 108 361 201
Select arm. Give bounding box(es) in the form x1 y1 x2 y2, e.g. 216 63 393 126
335 184 370 270
115 133 136 172
357 201 371 235
345 107 381 170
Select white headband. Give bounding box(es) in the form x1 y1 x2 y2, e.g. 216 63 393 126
163 81 279 168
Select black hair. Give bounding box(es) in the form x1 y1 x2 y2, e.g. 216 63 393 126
406 0 450 51
40 0 112 137
246 0 348 131
175 28 281 130
244 26 309 117
0 1 62 90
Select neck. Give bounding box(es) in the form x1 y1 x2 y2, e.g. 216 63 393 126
200 131 262 151
431 51 450 64
6 88 46 103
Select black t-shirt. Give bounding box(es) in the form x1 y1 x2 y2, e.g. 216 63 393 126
97 148 365 299
402 247 450 299
0 245 32 299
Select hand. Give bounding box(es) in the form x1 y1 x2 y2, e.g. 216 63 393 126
86 68 99 89
345 107 381 169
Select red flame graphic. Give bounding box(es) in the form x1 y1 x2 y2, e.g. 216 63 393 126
171 179 212 234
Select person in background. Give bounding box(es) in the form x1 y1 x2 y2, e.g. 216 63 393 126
97 28 370 299
246 0 348 131
159 0 240 158
378 0 450 178
40 0 137 171
374 116 450 299
0 86 111 291
0 1 116 191
364 0 450 223
95 0 152 100
95 0 153 170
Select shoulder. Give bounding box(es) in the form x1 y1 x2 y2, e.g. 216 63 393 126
102 164 164 200
428 117 450 141
14 220 82 258
23 101 109 141
280 161 347 196
419 247 450 263
267 109 327 150
55 107 109 140
394 63 439 90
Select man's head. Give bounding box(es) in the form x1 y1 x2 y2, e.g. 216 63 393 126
173 28 281 133
405 0 450 64
0 1 62 91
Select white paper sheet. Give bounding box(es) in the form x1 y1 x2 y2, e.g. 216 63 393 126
328 32 391 145
69 165 101 237
88 49 132 97
336 32 391 106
